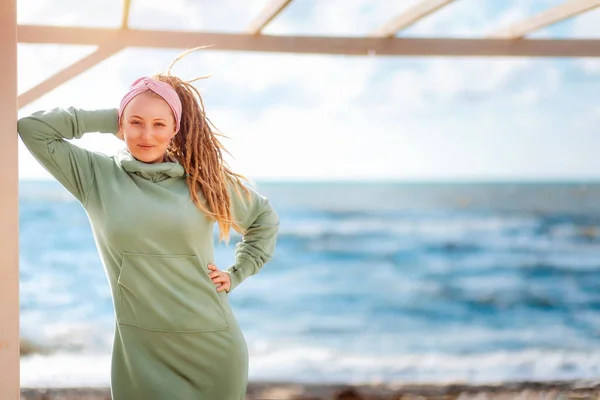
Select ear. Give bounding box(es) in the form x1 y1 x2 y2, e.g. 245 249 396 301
116 127 125 141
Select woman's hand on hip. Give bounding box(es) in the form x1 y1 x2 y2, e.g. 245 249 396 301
208 264 231 293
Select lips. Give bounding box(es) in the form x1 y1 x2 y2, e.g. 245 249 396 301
138 144 155 150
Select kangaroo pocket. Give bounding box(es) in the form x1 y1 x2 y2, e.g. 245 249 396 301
117 253 229 332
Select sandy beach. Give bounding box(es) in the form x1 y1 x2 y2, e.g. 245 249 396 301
20 380 600 399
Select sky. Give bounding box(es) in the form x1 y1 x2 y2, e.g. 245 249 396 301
16 0 600 181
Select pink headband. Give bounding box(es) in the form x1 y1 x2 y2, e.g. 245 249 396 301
119 77 182 133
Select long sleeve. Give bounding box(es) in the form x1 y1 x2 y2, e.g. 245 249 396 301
17 107 119 205
226 181 280 292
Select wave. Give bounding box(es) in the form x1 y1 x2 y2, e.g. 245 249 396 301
249 346 600 384
20 347 600 387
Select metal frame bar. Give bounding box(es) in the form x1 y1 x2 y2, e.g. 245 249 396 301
16 25 600 58
246 0 294 34
370 0 457 37
490 0 600 39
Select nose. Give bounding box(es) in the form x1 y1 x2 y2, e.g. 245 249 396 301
140 126 153 140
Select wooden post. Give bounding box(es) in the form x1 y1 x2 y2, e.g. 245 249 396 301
0 0 19 398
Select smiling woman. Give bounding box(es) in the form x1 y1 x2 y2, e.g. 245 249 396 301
16 48 280 400
120 92 176 164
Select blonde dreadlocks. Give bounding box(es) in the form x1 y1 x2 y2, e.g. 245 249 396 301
152 48 250 243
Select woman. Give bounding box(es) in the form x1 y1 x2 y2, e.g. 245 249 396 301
17 51 279 400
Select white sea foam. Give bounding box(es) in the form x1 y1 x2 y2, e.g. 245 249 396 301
20 347 600 387
21 353 112 388
249 347 600 384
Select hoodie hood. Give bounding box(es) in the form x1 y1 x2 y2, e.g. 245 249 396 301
116 148 185 182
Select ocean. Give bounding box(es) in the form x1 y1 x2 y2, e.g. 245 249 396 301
18 180 600 387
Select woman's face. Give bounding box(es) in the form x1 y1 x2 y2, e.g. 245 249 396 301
120 91 177 164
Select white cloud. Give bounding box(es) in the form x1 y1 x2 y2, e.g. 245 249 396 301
570 7 600 38
172 51 378 105
403 0 489 37
403 0 560 38
18 0 121 27
128 0 270 31
579 59 600 75
18 44 98 94
429 58 532 96
383 57 545 111
513 88 540 106
387 70 428 112
265 0 423 36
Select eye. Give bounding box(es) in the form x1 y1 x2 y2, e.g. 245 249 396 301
155 122 166 127
131 120 141 125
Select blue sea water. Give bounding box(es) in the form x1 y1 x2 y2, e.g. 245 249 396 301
18 180 600 387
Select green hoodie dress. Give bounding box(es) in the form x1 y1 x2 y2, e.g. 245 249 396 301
17 107 280 400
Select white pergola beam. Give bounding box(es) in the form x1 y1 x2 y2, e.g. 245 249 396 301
18 43 125 108
246 0 294 34
371 0 457 37
16 25 600 57
0 0 19 398
490 0 600 39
